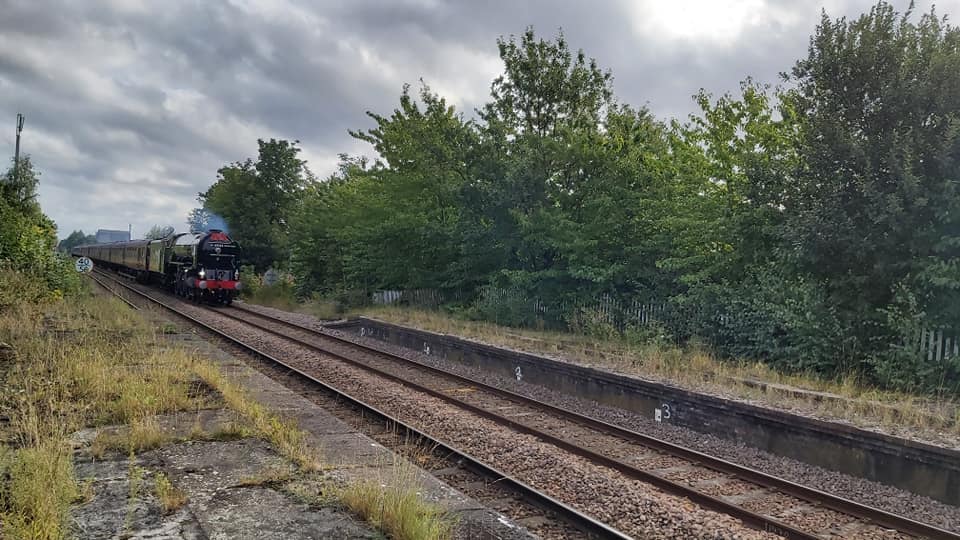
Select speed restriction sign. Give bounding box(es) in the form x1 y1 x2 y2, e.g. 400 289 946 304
75 257 94 273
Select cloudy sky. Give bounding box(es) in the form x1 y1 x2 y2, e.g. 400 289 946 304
1 0 955 239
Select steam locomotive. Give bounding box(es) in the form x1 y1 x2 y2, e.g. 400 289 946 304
72 230 242 304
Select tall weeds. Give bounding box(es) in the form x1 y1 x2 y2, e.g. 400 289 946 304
341 457 456 540
360 306 960 436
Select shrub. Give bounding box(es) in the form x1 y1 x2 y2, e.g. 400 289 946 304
566 307 618 341
869 284 960 394
471 285 545 328
238 265 261 297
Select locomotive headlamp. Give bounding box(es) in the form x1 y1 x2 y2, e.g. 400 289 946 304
234 269 240 280
198 268 206 278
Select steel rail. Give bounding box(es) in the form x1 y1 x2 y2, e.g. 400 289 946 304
217 305 814 539
87 271 141 310
232 303 960 540
94 271 630 540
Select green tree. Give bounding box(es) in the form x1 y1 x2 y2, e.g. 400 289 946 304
652 81 806 345
198 139 309 270
1 155 41 216
281 10 960 393
144 225 175 240
0 156 79 297
290 158 366 295
533 104 677 305
470 28 617 309
345 83 477 290
58 230 96 252
782 2 960 383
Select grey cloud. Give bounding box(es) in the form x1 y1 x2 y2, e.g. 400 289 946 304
0 0 954 238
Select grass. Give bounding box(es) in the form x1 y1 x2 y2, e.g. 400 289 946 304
192 362 321 472
0 271 453 539
91 417 171 458
154 472 187 514
236 465 297 488
0 280 205 539
341 456 456 540
240 276 345 321
359 306 960 439
243 286 344 321
0 439 79 540
124 461 145 534
0 271 310 538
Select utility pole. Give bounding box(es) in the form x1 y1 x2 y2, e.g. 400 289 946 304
13 113 24 183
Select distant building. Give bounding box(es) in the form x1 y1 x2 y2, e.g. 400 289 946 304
95 229 130 243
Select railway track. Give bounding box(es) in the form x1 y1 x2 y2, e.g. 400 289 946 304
221 303 960 540
91 270 960 539
89 270 626 540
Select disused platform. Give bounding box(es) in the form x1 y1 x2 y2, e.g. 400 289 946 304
71 295 533 540
162 323 531 539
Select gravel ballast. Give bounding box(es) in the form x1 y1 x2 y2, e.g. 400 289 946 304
234 302 959 534
244 303 960 451
233 301 960 535
320 323 960 534
164 299 782 539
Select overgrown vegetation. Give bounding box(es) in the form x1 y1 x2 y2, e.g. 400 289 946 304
0 439 78 540
0 277 214 538
0 147 453 537
154 472 188 514
0 271 452 538
341 457 457 540
192 361 320 472
361 306 960 438
238 265 346 319
201 2 960 395
0 156 82 302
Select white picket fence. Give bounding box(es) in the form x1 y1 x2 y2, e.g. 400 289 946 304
914 328 960 362
372 288 444 307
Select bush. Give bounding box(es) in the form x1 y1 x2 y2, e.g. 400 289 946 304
622 320 674 348
566 307 618 341
471 285 547 328
674 265 847 376
246 281 297 310
869 284 960 394
238 265 261 298
0 264 49 310
332 289 369 312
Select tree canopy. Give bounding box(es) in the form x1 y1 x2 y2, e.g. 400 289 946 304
192 139 309 270
222 2 960 394
144 225 175 240
58 230 96 252
0 156 79 299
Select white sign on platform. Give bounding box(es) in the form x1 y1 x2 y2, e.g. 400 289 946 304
75 257 94 273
